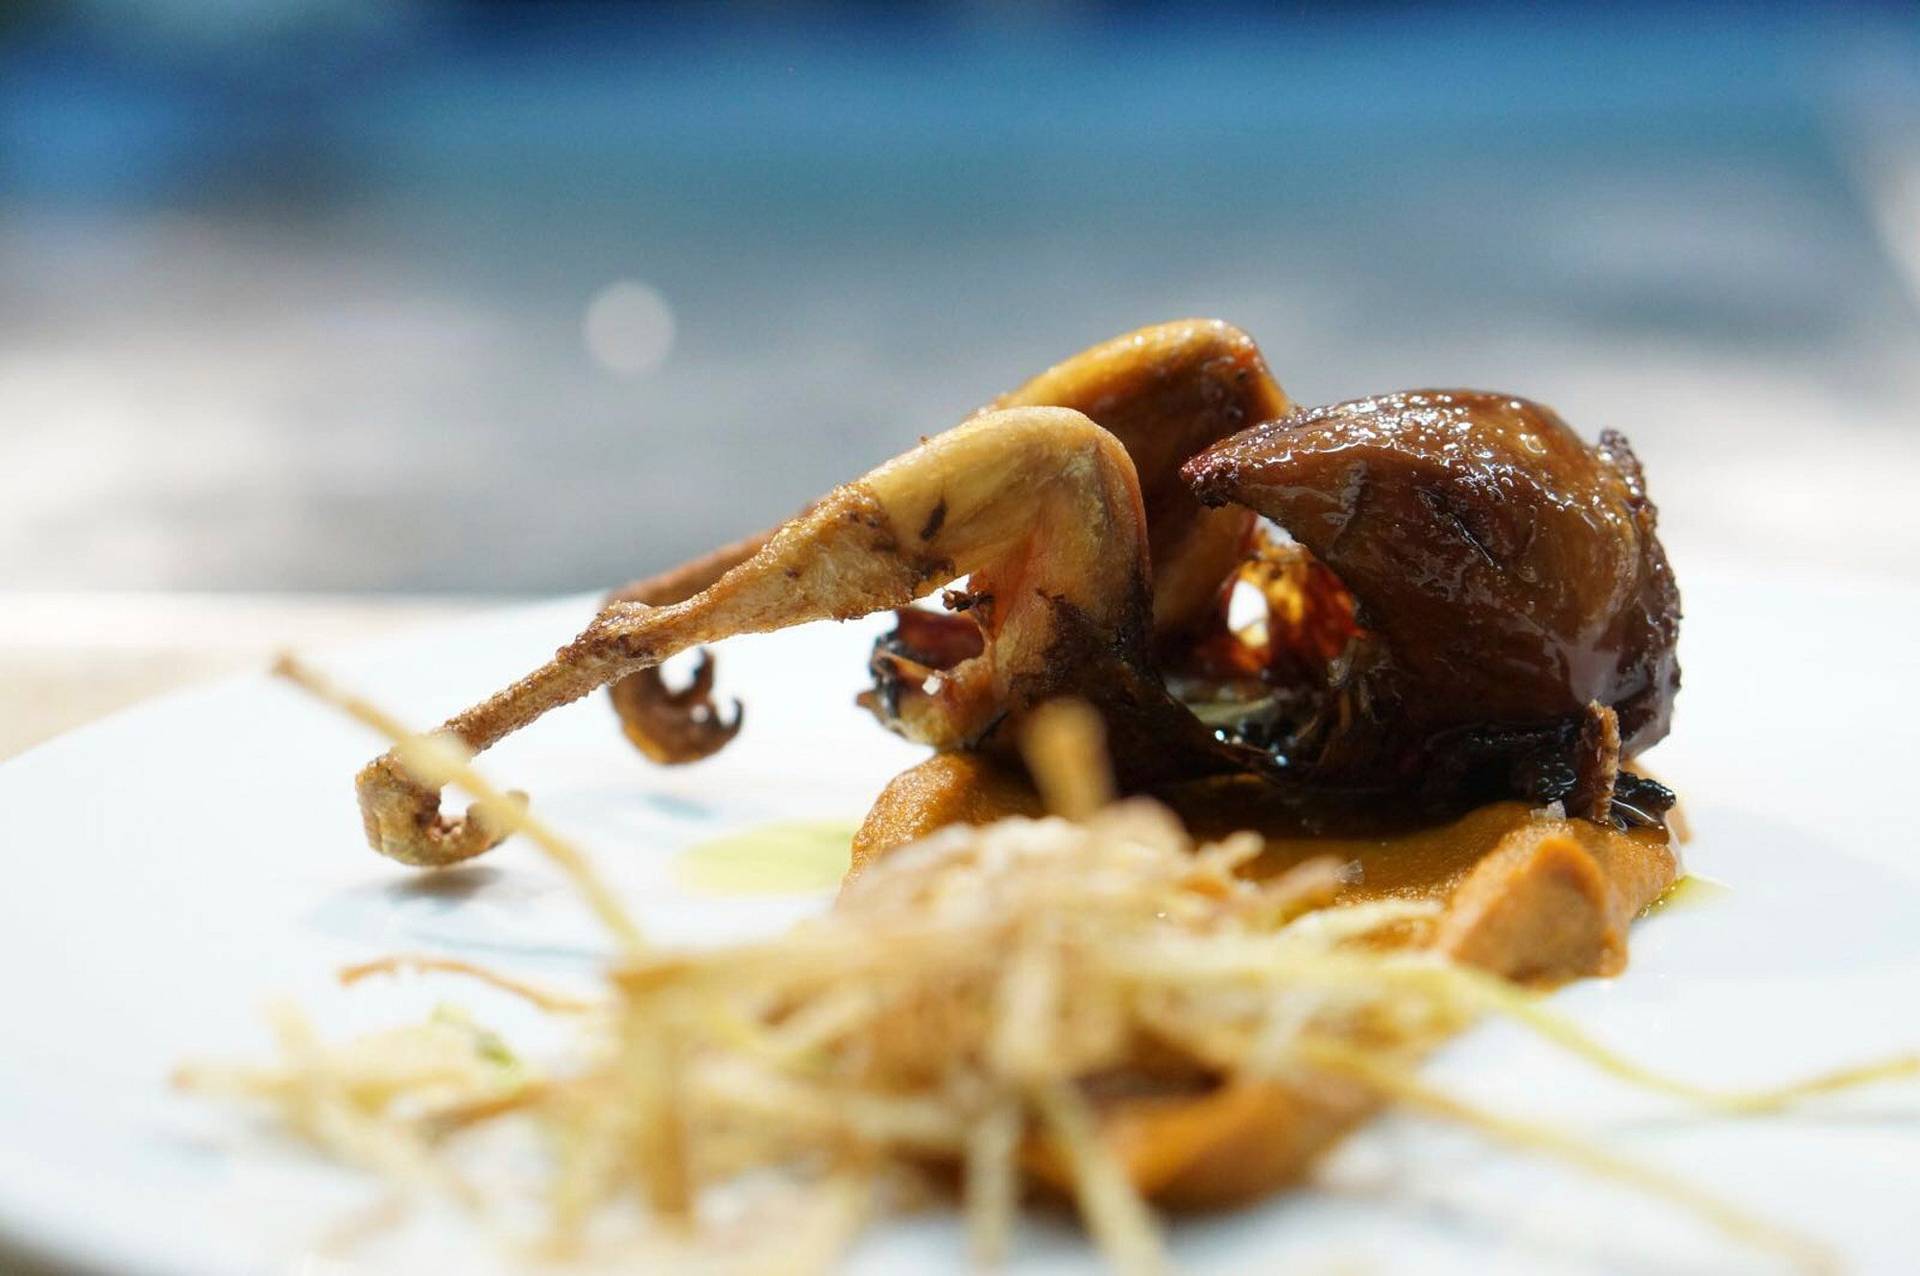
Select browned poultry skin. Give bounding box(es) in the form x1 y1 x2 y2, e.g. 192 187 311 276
1183 391 1680 807
356 332 1681 867
988 319 1289 642
356 406 1172 866
860 320 1291 759
604 319 1287 771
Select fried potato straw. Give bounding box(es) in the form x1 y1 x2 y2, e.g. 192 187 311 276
175 668 1918 1274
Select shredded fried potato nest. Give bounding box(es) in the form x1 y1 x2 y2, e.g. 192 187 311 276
173 658 1919 1274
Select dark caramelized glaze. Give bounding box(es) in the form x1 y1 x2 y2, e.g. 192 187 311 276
1183 391 1680 811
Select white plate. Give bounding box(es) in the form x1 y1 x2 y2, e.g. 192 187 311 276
1 565 1917 1275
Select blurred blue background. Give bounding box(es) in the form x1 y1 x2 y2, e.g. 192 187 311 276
4 1 1919 592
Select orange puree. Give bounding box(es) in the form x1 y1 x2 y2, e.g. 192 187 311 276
848 752 1679 1208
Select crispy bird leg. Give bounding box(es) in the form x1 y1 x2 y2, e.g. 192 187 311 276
602 526 774 764
863 319 1291 747
356 408 1158 867
987 318 1290 642
607 319 1290 767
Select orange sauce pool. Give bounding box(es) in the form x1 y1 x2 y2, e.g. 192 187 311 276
1161 788 1672 905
